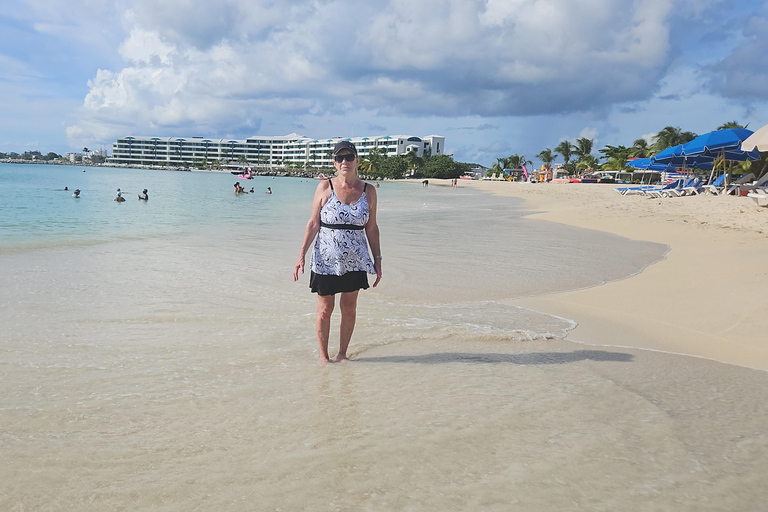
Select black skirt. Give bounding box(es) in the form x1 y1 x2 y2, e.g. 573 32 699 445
310 271 369 296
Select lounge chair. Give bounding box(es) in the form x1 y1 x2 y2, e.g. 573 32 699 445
663 177 699 197
701 174 726 195
615 184 657 195
664 177 702 197
731 173 768 196
646 179 683 198
747 189 768 207
724 173 755 195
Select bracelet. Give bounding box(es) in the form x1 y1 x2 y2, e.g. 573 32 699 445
374 255 382 260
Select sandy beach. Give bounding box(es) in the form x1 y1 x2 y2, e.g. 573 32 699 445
458 179 768 371
3 167 768 510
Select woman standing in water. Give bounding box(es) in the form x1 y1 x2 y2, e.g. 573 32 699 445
293 141 382 363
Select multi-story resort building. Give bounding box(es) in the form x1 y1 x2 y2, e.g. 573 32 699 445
108 133 445 168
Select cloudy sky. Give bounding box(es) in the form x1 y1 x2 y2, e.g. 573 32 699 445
2 0 768 166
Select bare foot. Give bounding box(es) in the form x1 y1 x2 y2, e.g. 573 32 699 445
318 356 330 366
331 354 349 363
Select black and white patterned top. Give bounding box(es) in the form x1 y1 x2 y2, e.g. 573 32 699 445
310 182 375 276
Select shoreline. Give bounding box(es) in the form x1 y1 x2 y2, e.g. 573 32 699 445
454 179 768 371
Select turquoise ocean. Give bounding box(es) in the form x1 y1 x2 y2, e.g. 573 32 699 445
2 162 767 510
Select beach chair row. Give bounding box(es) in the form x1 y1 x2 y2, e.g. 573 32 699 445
615 177 705 198
616 172 768 200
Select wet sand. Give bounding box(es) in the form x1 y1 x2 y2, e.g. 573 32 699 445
464 179 768 371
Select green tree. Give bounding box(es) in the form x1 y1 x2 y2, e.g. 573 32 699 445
598 144 630 164
576 155 600 172
555 141 575 167
379 155 408 179
418 154 467 179
505 154 532 170
573 138 594 160
717 121 747 130
403 150 422 174
652 126 696 153
490 160 504 178
629 138 651 158
601 157 626 171
536 148 556 171
358 147 386 178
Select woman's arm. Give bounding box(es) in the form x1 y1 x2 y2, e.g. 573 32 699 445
364 184 382 287
293 181 330 281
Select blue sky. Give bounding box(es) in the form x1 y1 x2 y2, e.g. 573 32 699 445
2 0 768 168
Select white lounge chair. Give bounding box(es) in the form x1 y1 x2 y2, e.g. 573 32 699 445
663 177 699 197
700 174 726 195
677 177 705 196
644 179 683 198
747 187 768 207
732 173 768 196
724 173 756 195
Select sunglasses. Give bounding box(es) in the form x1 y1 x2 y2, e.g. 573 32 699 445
334 153 356 163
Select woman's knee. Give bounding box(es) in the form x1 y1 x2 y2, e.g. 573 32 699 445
317 296 335 318
339 293 359 316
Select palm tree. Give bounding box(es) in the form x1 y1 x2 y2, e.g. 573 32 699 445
506 154 531 170
629 138 651 158
554 141 574 167
536 148 556 171
599 145 630 162
490 161 504 179
576 155 601 173
717 121 747 130
404 150 422 174
573 138 594 161
652 126 697 153
602 157 626 171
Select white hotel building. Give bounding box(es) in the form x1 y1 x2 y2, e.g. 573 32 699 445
108 133 445 168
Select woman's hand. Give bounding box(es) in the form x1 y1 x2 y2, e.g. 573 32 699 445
372 258 382 287
293 255 305 282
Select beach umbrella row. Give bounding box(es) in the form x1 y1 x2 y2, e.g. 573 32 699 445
651 128 760 185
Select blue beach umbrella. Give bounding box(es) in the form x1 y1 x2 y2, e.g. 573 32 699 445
651 145 715 169
680 129 760 183
681 128 754 155
626 158 669 183
627 158 674 171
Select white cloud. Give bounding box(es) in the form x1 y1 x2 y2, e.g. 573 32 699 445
67 0 685 147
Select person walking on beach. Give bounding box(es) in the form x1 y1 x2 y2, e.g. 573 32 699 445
293 141 382 363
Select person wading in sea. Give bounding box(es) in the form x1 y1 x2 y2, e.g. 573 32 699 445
293 141 382 363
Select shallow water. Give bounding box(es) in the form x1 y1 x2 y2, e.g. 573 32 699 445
2 163 767 510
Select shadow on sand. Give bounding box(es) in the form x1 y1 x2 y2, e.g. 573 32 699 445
354 350 633 365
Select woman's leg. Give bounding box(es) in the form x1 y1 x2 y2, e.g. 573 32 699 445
316 294 335 362
334 290 359 362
